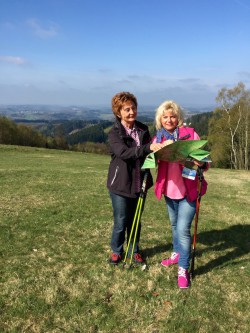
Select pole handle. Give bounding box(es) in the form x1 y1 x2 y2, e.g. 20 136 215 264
141 169 150 195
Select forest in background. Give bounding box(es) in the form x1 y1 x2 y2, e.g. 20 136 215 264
0 83 249 170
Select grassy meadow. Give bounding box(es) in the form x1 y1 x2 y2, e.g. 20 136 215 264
0 144 249 333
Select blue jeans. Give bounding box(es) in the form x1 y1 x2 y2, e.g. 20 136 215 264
164 196 196 269
110 192 141 255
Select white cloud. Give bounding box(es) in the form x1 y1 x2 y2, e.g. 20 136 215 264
26 18 59 39
0 56 26 65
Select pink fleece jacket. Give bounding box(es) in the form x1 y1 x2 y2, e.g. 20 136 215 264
154 127 208 202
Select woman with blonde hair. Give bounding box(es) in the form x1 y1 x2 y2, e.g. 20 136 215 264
153 100 209 288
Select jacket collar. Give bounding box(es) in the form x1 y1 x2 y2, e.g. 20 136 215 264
115 119 146 133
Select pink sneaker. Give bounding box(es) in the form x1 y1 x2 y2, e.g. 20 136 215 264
161 252 179 267
178 267 190 288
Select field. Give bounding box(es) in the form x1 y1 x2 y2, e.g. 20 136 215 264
0 145 249 333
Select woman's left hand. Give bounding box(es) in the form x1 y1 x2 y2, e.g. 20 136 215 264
193 160 205 167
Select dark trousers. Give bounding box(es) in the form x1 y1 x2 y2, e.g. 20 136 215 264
110 191 141 255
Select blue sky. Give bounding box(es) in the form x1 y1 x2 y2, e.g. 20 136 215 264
1 0 250 107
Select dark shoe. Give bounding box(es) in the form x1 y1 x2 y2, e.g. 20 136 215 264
133 253 144 264
109 253 122 265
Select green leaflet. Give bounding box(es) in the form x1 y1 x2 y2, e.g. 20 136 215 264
142 140 211 169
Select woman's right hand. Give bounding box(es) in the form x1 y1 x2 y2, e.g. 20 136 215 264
150 143 165 151
163 139 174 146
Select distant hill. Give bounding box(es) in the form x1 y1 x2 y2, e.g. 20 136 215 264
0 104 215 122
0 106 214 150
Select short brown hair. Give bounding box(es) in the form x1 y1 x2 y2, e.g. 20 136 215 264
111 92 138 117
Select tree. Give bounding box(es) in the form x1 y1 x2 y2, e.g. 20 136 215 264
186 111 213 138
0 117 18 144
0 116 48 148
209 82 250 170
66 124 107 145
208 109 231 168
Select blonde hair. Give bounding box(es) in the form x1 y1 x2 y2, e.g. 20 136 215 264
155 100 184 130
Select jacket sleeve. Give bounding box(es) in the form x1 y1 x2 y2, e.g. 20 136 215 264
108 129 152 161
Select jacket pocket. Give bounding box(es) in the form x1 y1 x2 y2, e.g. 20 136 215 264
110 166 119 186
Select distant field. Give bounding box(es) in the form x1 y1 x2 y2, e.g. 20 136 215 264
0 145 249 333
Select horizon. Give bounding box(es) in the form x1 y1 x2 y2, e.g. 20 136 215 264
0 103 216 110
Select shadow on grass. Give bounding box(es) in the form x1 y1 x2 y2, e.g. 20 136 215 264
194 224 250 276
142 243 172 259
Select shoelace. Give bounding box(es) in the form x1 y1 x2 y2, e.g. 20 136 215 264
178 267 188 278
171 252 179 260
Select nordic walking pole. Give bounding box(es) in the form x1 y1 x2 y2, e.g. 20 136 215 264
190 167 203 279
129 198 143 265
123 197 143 266
123 170 149 267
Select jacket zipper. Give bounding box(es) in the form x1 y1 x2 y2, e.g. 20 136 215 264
110 166 119 186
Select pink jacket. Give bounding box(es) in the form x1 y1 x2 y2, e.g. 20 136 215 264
154 127 208 202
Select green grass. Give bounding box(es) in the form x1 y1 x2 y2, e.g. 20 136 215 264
0 144 249 333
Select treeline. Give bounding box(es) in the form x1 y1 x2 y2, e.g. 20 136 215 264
1 82 249 169
0 113 211 156
39 119 112 153
0 117 47 148
0 117 112 154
